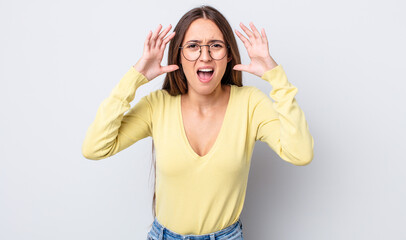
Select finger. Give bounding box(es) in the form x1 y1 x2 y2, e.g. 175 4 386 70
249 22 262 41
233 64 249 72
161 64 179 73
150 24 163 48
161 31 176 50
144 30 153 51
235 29 251 48
156 24 172 48
261 28 268 44
239 22 255 39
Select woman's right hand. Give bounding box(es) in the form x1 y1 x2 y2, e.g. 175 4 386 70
133 24 179 81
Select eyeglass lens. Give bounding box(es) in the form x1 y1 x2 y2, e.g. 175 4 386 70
182 43 227 61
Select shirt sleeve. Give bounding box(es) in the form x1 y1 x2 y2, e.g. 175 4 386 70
82 66 152 160
252 65 314 166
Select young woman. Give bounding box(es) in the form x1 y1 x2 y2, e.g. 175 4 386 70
82 5 314 240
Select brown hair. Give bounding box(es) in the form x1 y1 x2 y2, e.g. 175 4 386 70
149 5 242 226
162 5 242 95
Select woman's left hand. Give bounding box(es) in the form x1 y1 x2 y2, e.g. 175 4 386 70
233 22 278 77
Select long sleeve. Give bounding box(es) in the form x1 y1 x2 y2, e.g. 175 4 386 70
252 65 314 166
82 66 152 160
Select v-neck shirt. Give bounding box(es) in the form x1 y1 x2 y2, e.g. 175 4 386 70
82 65 314 235
178 85 233 159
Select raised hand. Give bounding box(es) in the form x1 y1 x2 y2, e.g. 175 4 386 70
133 24 179 81
233 22 278 77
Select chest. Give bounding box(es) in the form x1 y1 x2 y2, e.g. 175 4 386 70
181 106 227 157
151 86 255 177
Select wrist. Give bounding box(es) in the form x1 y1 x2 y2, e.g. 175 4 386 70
266 57 278 70
132 64 149 81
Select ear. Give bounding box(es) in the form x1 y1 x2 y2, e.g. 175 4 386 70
227 55 232 63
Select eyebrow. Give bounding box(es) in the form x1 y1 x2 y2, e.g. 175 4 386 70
186 39 226 44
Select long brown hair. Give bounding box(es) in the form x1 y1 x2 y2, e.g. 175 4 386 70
149 5 242 225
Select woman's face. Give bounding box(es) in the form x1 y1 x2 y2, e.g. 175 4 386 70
180 18 232 95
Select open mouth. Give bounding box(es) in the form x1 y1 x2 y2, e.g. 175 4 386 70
197 69 214 82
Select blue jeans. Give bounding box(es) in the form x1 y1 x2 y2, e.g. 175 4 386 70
146 217 244 240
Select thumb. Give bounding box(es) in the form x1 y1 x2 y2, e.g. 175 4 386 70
233 64 249 72
161 64 179 73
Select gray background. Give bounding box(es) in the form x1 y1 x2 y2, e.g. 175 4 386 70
1 0 405 239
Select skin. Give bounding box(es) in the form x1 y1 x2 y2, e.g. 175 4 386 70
133 20 278 107
133 19 278 156
179 18 232 113
233 22 278 77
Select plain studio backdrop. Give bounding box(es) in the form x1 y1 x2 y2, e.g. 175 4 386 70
1 0 405 239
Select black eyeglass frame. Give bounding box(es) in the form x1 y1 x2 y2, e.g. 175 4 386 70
179 43 231 61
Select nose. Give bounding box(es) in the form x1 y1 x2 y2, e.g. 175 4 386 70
199 45 212 61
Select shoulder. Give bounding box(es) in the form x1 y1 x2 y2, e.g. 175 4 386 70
144 88 177 106
232 85 268 103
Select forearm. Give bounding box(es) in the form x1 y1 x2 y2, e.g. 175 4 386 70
259 65 314 165
82 67 149 160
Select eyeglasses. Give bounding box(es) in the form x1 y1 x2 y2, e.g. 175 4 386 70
179 42 230 61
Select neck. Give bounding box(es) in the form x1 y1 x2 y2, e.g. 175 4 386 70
182 84 229 114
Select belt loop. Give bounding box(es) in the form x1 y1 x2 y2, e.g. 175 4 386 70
159 226 164 240
210 233 215 240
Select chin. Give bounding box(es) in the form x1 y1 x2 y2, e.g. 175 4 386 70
189 81 222 95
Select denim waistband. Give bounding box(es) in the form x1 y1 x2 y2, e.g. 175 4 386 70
149 217 243 240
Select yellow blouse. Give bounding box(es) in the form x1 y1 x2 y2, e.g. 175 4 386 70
82 65 314 235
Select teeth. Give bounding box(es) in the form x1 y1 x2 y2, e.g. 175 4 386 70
198 69 214 72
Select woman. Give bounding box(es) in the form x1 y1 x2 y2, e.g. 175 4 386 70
82 5 314 240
